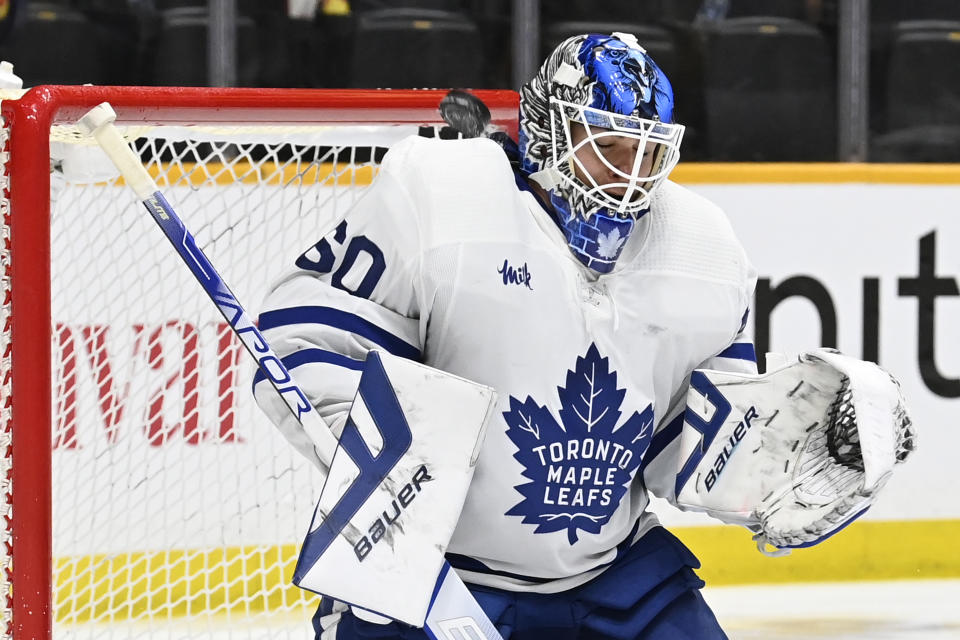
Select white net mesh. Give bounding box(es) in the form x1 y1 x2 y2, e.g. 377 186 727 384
39 122 418 639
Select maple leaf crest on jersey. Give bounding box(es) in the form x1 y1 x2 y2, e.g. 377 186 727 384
504 343 655 544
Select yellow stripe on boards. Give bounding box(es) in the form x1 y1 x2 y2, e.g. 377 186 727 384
107 161 960 189
52 520 960 622
672 519 960 585
672 163 960 184
54 544 318 624
109 161 379 189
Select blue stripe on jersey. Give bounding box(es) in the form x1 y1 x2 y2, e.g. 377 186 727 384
446 520 641 584
639 412 685 473
251 347 364 387
514 168 560 226
258 306 421 360
445 553 552 585
716 342 757 362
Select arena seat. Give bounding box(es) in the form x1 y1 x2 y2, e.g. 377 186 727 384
0 2 104 85
871 20 960 161
699 16 836 161
150 6 257 86
349 8 483 89
885 21 960 129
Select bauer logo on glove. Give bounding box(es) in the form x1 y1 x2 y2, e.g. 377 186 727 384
674 349 915 555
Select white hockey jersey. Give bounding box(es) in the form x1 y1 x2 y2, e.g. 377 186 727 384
254 135 758 593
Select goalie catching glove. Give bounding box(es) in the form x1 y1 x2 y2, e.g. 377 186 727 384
674 349 915 554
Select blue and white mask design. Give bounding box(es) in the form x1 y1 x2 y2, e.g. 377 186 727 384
578 34 675 122
519 32 685 273
549 191 636 273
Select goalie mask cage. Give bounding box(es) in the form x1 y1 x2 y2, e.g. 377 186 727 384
0 85 519 640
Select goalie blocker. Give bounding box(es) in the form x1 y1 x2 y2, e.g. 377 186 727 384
674 349 915 554
292 349 501 635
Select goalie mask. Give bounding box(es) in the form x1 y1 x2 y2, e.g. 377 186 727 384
519 33 684 273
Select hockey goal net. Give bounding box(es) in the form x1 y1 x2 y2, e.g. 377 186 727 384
0 85 518 639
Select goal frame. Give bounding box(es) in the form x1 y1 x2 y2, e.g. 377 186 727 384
1 85 519 640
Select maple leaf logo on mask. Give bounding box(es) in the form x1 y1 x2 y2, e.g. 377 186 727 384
596 227 627 259
503 344 655 544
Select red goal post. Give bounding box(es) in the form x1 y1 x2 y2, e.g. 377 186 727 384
0 86 519 640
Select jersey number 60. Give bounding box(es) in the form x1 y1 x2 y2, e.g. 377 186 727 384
296 220 387 300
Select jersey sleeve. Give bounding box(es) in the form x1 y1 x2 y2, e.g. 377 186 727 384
698 306 759 376
252 137 426 462
642 262 759 506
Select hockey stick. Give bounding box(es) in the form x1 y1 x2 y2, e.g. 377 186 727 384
77 103 502 640
76 105 339 471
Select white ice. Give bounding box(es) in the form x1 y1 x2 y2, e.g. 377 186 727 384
704 579 960 639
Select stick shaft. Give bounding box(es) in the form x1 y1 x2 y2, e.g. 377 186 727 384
141 191 339 467
83 106 337 469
